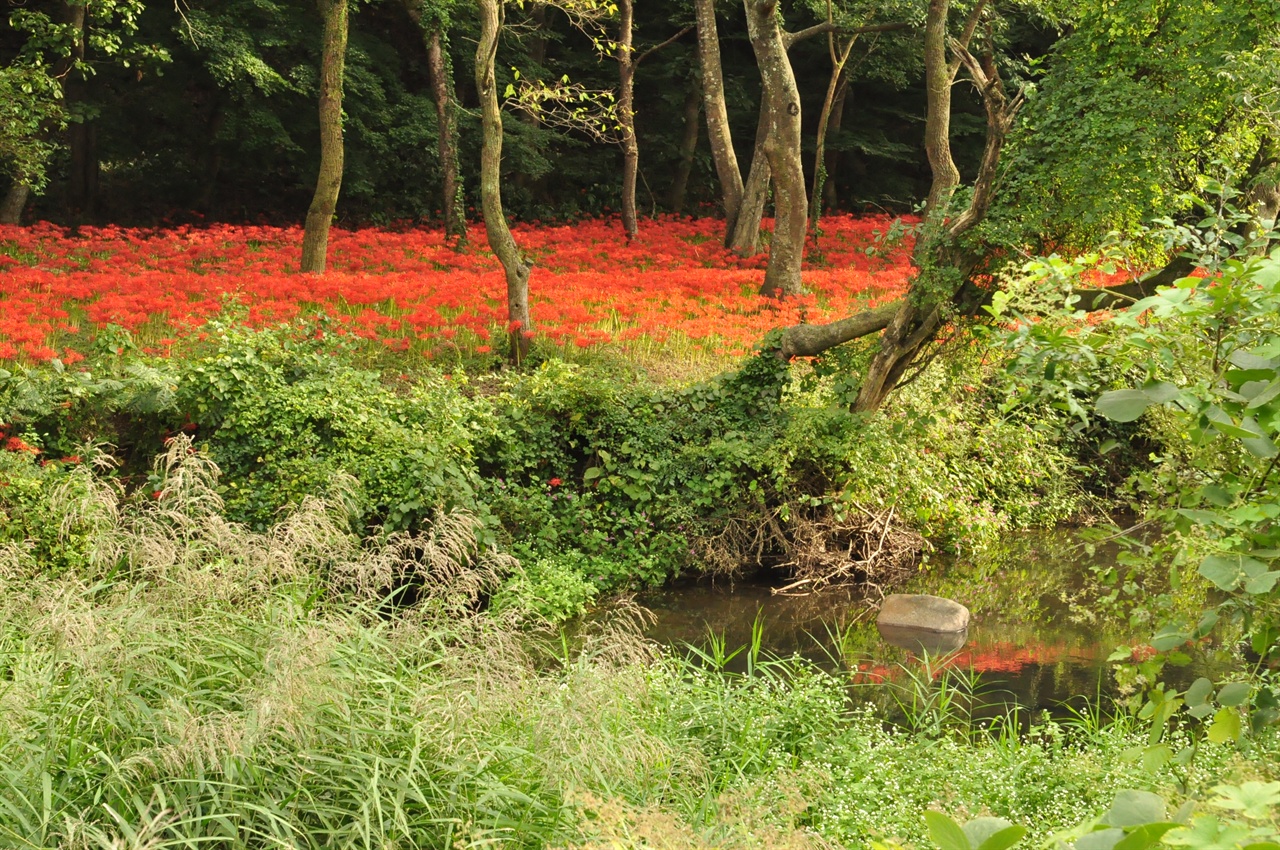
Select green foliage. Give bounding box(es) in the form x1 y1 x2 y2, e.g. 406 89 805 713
177 321 483 533
995 0 1277 252
0 64 65 190
920 785 1280 850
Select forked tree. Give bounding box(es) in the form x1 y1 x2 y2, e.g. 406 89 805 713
772 0 1019 407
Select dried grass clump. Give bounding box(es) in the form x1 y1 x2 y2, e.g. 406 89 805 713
565 771 839 850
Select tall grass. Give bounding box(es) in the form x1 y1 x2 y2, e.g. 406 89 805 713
1 441 1272 848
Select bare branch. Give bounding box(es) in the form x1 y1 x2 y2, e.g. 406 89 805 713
947 0 987 81
784 21 912 51
635 25 694 67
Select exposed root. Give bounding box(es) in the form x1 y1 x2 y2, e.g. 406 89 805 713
772 504 924 597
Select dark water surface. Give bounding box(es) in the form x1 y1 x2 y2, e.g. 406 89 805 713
633 532 1224 715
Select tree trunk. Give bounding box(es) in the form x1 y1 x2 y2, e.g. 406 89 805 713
618 0 639 239
301 0 349 273
424 24 466 240
727 102 771 255
811 45 853 222
667 80 702 213
745 0 807 298
854 0 1010 412
62 1 93 220
476 0 534 362
764 0 1020 413
694 0 744 235
823 81 849 211
0 183 30 225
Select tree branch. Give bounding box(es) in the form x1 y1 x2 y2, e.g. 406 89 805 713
784 20 911 51
946 0 987 81
636 24 694 67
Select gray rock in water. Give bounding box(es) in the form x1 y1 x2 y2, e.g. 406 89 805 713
876 594 970 633
878 624 968 655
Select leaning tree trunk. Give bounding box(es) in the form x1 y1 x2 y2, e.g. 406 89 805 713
854 0 1015 411
745 0 807 297
694 0 745 237
618 0 639 239
764 0 1021 412
727 102 772 255
476 0 533 362
0 183 30 224
301 0 349 273
667 80 702 213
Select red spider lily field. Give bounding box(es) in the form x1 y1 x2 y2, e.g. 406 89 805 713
0 214 915 364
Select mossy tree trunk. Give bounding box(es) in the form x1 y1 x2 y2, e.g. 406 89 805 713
0 183 30 225
404 0 467 241
301 0 349 273
667 79 702 214
727 102 772 256
618 0 639 239
745 0 807 297
476 0 533 362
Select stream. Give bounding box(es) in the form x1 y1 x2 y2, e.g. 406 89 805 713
633 530 1227 717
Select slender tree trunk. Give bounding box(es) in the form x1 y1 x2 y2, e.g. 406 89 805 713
301 0 349 273
854 0 960 411
727 102 771 255
618 0 639 239
811 43 854 222
62 1 93 220
667 80 702 214
823 81 849 211
694 0 744 237
476 0 533 362
404 1 467 240
427 28 466 239
0 183 30 224
745 0 807 297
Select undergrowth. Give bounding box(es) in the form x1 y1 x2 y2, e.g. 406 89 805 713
0 439 1273 848
1 319 1094 621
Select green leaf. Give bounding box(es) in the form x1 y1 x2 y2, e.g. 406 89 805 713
1075 828 1125 850
1209 781 1280 819
1216 682 1251 707
1113 823 1181 850
1097 389 1155 422
1245 379 1280 408
583 467 603 481
1177 509 1222 525
1151 626 1187 651
966 819 1025 850
1185 678 1213 706
1142 382 1180 404
1101 791 1166 828
1244 571 1280 595
1200 555 1247 591
1230 350 1278 370
1142 744 1172 773
926 811 971 850
1206 707 1241 744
